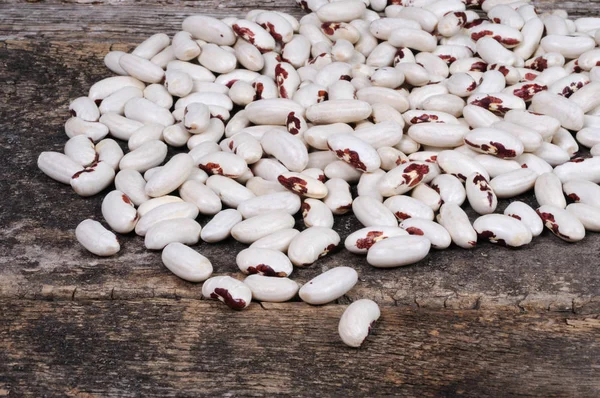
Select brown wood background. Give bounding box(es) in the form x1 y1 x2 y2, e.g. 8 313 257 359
0 1 599 396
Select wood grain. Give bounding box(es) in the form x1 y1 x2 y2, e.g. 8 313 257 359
1 299 599 397
1 1 599 44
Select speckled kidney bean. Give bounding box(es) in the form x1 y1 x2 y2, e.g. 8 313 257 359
338 299 380 348
202 276 252 310
400 218 451 250
536 205 586 242
287 226 340 267
473 214 532 247
236 247 294 277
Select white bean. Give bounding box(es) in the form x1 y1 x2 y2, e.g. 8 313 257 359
473 214 532 247
145 218 202 250
101 190 138 234
236 248 293 277
70 161 115 197
201 209 242 243
231 211 296 244
367 235 431 268
244 275 299 303
161 242 212 282
288 226 340 266
75 219 120 256
537 205 586 242
202 276 252 310
338 299 380 348
437 203 477 249
299 266 358 305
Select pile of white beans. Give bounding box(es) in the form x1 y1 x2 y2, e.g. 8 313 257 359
37 0 600 347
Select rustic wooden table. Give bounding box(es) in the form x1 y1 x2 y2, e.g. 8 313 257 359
1 1 599 396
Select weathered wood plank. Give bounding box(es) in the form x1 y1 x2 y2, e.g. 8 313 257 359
0 3 302 43
1 0 599 44
1 37 600 313
0 299 599 397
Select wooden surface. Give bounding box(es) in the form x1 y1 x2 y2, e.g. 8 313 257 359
1 299 600 397
0 0 599 396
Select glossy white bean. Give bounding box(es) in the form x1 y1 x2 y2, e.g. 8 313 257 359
377 161 433 197
436 150 489 182
135 202 199 237
323 178 353 215
530 91 584 131
400 218 451 250
473 214 532 247
202 276 252 310
504 201 544 237
306 100 372 124
88 76 145 101
145 153 194 198
69 96 100 122
200 209 242 243
231 211 295 244
119 53 165 84
137 196 183 218
353 196 398 227
101 190 138 234
261 130 308 172
246 99 304 125
206 175 256 208
464 128 524 159
489 169 538 198
299 266 358 305
429 174 466 206
367 235 431 268
240 264 300 300
563 179 600 207
144 218 201 250
537 205 586 242
75 219 120 256
344 226 407 254
277 172 328 198
535 172 566 208
119 140 168 173
70 161 115 197
302 198 334 228
517 153 554 176
238 191 301 219
408 123 469 148
437 203 477 249
338 299 380 348
250 228 300 253
287 227 340 266
473 155 521 178
554 157 600 183
183 15 236 45
236 248 293 277
566 203 600 232
197 152 248 178
466 172 498 215
161 243 212 282
326 133 380 172
352 121 404 149
383 195 434 222
37 151 82 185
179 180 222 216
